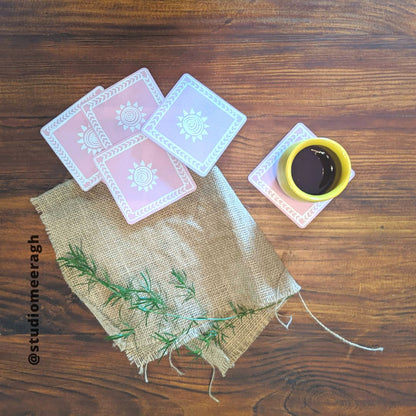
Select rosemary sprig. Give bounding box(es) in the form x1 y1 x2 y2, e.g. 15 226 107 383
58 245 282 361
130 270 168 324
58 244 137 305
107 322 135 341
153 332 180 359
170 269 195 302
107 308 136 341
185 344 204 360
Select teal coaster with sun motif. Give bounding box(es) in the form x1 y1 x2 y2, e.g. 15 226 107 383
142 74 247 177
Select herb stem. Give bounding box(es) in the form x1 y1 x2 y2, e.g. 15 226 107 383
134 303 275 322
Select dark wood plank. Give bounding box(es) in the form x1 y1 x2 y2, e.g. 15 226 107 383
1 1 415 415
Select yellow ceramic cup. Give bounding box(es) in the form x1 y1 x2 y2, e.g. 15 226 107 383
277 137 351 202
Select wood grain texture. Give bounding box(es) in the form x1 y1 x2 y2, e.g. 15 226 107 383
1 1 415 415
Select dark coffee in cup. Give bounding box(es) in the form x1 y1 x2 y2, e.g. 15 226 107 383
291 146 336 195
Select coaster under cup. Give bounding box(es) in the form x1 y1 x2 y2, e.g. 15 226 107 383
248 123 355 228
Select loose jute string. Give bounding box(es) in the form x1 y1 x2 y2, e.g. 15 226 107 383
208 363 220 403
298 292 384 352
144 363 149 383
139 363 149 383
169 348 185 376
275 291 293 330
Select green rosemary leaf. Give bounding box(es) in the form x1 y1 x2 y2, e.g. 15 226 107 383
107 323 135 341
154 331 181 361
140 270 152 291
101 270 111 285
104 293 118 306
185 344 203 360
229 301 238 314
106 333 125 340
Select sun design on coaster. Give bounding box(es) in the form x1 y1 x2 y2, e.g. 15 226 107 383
127 160 159 192
77 125 102 155
177 109 209 143
115 101 146 132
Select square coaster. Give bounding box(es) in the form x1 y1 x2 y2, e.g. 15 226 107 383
248 123 355 228
83 68 164 148
142 73 247 177
40 86 105 191
94 133 197 224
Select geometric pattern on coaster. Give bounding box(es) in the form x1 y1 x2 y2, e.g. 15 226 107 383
142 73 247 177
94 133 197 225
40 86 105 191
248 123 355 228
82 68 164 148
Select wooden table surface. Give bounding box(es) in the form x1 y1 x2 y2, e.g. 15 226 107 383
1 1 415 415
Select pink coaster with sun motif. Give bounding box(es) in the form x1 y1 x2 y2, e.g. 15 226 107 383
94 133 197 224
82 68 164 148
40 86 105 191
248 123 355 228
142 73 247 177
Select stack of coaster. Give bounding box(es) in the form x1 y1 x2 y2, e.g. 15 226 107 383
41 68 246 224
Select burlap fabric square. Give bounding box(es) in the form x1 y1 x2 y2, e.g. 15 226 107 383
31 166 300 377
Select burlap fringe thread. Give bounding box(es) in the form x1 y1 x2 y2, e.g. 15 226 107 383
135 291 383 403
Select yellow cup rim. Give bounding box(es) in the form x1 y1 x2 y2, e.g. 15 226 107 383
285 138 351 202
